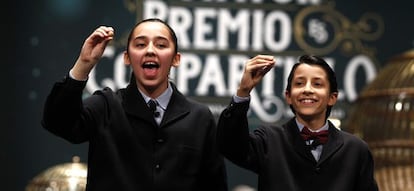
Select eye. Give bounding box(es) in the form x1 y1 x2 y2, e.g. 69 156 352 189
136 43 146 47
133 40 146 48
313 80 324 87
155 40 168 48
294 81 304 86
156 43 167 48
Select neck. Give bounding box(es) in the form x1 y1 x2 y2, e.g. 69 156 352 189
296 115 326 131
137 81 169 99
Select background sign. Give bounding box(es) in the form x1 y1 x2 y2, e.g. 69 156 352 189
84 0 383 125
5 0 414 190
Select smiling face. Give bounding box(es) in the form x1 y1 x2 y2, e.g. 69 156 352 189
124 20 180 97
285 63 338 124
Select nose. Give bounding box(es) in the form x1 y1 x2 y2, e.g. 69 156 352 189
146 42 155 55
303 82 314 93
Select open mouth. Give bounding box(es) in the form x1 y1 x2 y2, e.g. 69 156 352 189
142 62 160 69
142 62 159 77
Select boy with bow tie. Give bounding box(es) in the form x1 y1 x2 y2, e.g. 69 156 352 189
217 55 378 191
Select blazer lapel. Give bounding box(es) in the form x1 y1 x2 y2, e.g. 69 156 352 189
318 122 344 164
159 83 190 127
160 93 189 127
285 119 316 163
122 78 190 127
122 78 157 125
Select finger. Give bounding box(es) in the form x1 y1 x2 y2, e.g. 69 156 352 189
249 59 275 72
257 54 275 60
94 26 115 39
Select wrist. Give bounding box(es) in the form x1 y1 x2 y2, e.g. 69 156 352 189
236 87 251 97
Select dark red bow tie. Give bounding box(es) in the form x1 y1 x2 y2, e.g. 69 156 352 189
300 127 329 148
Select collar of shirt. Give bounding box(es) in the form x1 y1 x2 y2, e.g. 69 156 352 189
138 82 173 111
295 118 328 161
295 118 329 133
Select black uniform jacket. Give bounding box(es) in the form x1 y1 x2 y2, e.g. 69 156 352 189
41 75 228 191
217 100 378 191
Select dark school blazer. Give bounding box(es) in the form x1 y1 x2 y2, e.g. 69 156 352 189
41 75 228 191
217 100 378 191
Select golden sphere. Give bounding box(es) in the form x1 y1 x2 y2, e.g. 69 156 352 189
344 50 414 191
26 156 87 191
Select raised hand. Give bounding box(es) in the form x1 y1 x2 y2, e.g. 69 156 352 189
71 26 115 80
237 55 275 97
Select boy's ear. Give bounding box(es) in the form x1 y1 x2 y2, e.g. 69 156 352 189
328 92 338 106
284 90 292 104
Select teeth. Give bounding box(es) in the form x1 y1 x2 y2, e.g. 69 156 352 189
143 62 159 68
301 99 314 103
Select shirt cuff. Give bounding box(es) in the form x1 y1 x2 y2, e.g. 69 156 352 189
233 95 250 103
69 69 88 81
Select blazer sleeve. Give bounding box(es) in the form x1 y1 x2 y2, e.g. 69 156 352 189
355 142 379 191
216 99 260 172
41 75 92 143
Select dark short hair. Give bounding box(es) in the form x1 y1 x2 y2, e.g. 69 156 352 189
285 55 338 119
126 18 178 54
